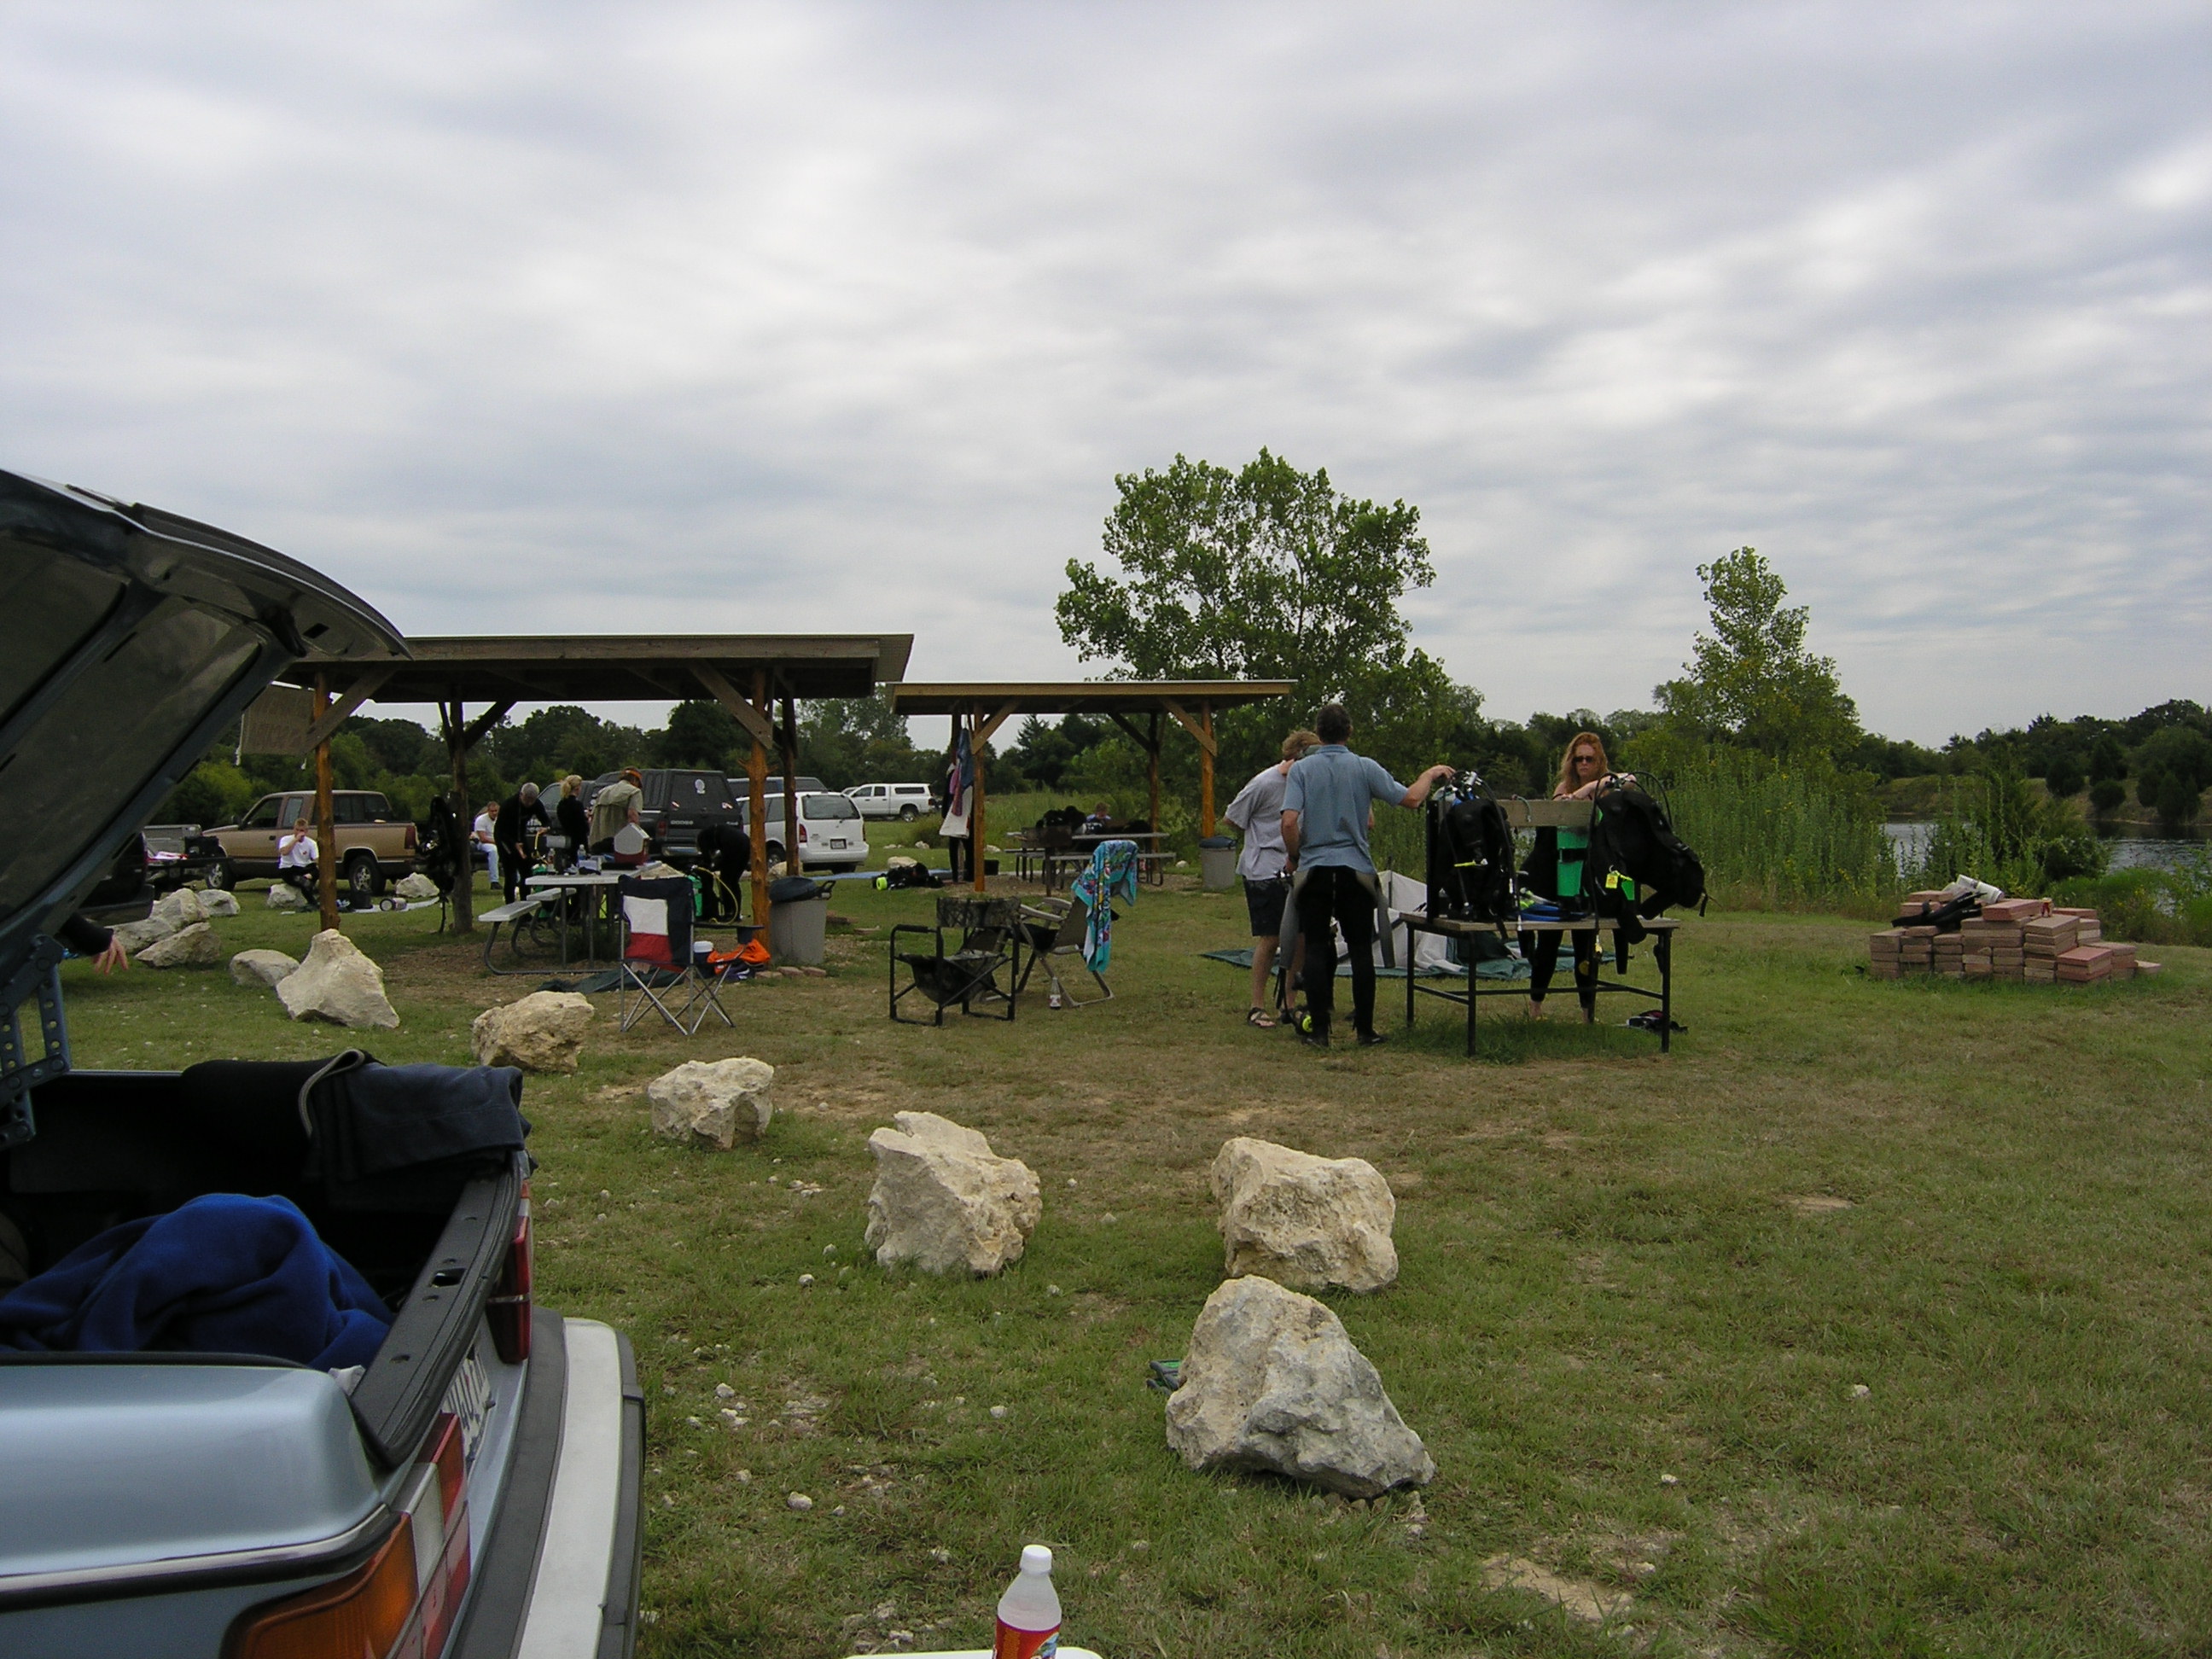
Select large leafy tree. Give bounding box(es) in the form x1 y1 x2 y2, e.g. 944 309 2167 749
1058 450 1434 688
1057 449 1456 781
1656 547 1860 760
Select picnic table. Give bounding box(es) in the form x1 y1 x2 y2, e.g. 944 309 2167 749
524 870 626 968
1025 830 1172 890
1397 913 1683 1056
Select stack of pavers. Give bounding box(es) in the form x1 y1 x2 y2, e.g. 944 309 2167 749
1869 894 2159 983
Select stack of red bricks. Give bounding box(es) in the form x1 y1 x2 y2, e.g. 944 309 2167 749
1868 894 2160 984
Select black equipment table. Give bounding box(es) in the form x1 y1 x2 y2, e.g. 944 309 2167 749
1398 914 1682 1056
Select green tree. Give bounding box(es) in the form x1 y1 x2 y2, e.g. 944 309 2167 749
797 696 930 790
1058 449 1433 687
1058 449 1460 786
655 700 742 767
1656 548 1860 760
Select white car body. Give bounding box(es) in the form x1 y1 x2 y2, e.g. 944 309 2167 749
739 793 870 870
846 783 936 821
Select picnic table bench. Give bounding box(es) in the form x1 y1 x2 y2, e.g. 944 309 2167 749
480 893 556 975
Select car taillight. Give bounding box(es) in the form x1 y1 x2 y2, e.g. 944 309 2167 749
227 1514 418 1659
404 823 417 851
229 1412 473 1659
798 824 808 843
486 1187 532 1364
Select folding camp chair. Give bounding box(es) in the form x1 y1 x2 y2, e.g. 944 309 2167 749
1015 895 1112 1007
889 894 1023 1025
618 873 731 1033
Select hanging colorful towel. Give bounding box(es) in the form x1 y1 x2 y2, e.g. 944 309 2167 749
1069 839 1140 970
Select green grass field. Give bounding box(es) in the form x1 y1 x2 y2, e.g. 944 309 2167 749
53 876 2212 1656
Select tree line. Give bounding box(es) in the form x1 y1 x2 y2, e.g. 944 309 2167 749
154 446 2205 858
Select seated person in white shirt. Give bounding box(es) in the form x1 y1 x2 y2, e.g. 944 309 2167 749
471 802 500 886
277 826 319 899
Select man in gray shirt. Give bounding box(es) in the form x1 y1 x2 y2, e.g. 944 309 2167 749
1222 727 1319 1026
1281 703 1452 1047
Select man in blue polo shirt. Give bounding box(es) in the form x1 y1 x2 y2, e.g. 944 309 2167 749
1281 703 1453 1048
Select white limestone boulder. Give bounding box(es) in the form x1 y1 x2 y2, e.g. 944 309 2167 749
393 873 440 903
150 888 209 931
1164 1274 1435 1498
134 922 222 969
470 991 593 1074
276 929 399 1028
1211 1137 1399 1294
197 888 241 917
649 1057 775 1150
265 882 309 910
109 918 172 953
230 949 300 988
864 1111 1040 1276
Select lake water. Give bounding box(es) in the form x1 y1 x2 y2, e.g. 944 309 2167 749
1884 822 2208 877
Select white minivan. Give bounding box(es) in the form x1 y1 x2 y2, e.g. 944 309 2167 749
847 782 937 821
738 791 870 869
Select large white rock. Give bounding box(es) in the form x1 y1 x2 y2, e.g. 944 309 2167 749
150 888 208 931
864 1111 1040 1276
276 929 399 1027
1211 1138 1399 1294
470 992 593 1074
648 1058 775 1150
109 918 172 953
1164 1274 1435 1498
230 948 300 988
197 888 241 917
265 882 309 911
134 922 222 969
393 872 440 903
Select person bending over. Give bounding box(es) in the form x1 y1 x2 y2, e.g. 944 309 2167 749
494 782 551 903
1280 704 1451 1050
1519 731 1636 1022
1223 726 1318 1027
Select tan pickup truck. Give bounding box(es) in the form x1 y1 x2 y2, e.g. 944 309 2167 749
204 789 419 898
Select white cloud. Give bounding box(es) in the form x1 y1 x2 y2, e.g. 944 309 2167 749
0 0 2203 742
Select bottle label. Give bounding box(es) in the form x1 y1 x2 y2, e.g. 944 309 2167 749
992 1621 1059 1659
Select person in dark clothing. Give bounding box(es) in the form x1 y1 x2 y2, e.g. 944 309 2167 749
56 913 129 974
552 775 591 871
1280 703 1452 1049
692 821 751 922
494 782 551 904
1518 731 1636 1022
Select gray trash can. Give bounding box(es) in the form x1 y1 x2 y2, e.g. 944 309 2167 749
1199 835 1237 892
766 875 830 966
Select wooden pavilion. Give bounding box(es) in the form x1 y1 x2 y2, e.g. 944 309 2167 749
885 681 1296 890
279 634 911 931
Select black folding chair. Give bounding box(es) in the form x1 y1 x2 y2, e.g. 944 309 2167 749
889 894 1023 1025
618 874 731 1034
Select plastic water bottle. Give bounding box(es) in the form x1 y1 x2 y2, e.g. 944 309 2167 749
992 1544 1062 1659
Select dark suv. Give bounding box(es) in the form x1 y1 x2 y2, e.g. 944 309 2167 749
0 471 642 1658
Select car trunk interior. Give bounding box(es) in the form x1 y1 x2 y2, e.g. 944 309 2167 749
3 1067 521 1466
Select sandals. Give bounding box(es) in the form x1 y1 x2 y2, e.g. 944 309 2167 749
1245 1007 1278 1028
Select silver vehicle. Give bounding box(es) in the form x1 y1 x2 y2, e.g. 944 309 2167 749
0 470 642 1658
845 783 937 822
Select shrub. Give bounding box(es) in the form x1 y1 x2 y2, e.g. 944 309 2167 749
2155 770 2202 825
2043 754 2084 800
2089 778 2128 814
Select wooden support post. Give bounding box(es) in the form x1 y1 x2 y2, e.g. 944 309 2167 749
313 674 341 934
779 696 801 876
746 670 770 927
444 700 474 934
1146 711 1161 840
1200 701 1215 837
969 707 987 893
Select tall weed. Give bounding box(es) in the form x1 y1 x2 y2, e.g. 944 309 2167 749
1650 748 1894 911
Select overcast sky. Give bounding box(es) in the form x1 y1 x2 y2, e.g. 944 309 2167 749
3 3 2206 743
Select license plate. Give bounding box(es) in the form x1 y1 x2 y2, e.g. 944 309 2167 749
443 1349 494 1467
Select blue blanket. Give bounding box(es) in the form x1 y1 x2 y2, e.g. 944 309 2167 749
0 1194 390 1370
